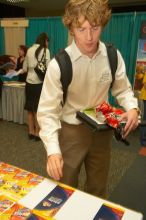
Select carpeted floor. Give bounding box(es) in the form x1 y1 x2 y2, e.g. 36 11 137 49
0 120 145 218
109 156 146 219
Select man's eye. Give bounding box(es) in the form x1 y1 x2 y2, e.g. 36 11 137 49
78 28 84 32
92 26 98 31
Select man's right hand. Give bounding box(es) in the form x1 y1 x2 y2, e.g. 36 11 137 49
47 154 64 181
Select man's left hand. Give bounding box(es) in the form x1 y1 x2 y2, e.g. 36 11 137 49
120 108 139 138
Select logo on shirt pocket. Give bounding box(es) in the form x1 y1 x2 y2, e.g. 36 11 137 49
99 72 111 83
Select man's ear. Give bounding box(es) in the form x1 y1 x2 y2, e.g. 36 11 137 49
69 27 74 36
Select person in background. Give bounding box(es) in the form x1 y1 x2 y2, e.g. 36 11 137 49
0 77 2 100
139 71 146 155
23 32 50 141
0 55 17 75
37 0 139 198
0 55 17 100
16 45 28 82
0 55 18 81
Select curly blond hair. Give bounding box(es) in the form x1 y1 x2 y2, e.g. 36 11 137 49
63 0 111 30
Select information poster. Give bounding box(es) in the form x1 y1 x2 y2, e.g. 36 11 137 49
134 21 146 91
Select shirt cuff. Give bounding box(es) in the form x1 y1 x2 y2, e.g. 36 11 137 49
44 142 62 157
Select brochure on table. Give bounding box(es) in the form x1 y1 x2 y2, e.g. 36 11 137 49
0 162 143 220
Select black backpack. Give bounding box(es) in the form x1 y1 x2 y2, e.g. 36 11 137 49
55 43 118 105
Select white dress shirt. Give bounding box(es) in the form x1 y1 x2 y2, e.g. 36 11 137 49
37 40 138 156
23 44 50 84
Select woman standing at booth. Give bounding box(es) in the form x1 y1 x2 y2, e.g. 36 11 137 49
16 45 28 82
23 32 50 141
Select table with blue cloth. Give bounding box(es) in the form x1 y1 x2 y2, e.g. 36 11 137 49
0 81 27 124
0 74 18 82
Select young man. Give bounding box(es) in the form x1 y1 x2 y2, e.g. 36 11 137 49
37 0 139 198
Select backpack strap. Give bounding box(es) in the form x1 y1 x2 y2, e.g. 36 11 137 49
55 49 72 105
105 43 118 88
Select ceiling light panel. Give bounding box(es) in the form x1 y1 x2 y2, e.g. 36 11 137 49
6 0 29 2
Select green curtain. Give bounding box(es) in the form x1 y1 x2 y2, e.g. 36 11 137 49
25 18 51 49
0 24 5 55
47 17 68 57
25 17 68 58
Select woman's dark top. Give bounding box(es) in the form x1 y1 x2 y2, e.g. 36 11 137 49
16 57 27 82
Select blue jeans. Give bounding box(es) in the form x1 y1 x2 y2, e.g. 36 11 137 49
140 100 146 146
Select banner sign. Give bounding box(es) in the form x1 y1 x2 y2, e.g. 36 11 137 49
134 21 146 91
140 20 146 39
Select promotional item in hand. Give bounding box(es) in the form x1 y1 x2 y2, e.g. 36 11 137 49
114 123 130 145
95 101 124 128
95 102 129 145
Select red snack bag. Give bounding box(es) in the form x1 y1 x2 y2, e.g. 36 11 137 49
95 101 124 129
112 107 124 115
95 101 113 115
105 112 120 128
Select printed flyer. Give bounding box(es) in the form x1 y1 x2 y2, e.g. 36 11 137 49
93 203 125 220
0 162 44 202
0 195 15 215
0 203 52 220
0 195 54 220
33 183 75 219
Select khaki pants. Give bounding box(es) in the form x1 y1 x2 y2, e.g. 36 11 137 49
59 122 113 198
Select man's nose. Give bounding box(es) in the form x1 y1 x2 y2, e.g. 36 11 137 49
86 29 93 40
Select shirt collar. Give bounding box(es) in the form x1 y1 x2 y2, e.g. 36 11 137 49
98 41 107 57
70 40 107 62
92 41 107 59
70 39 82 62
